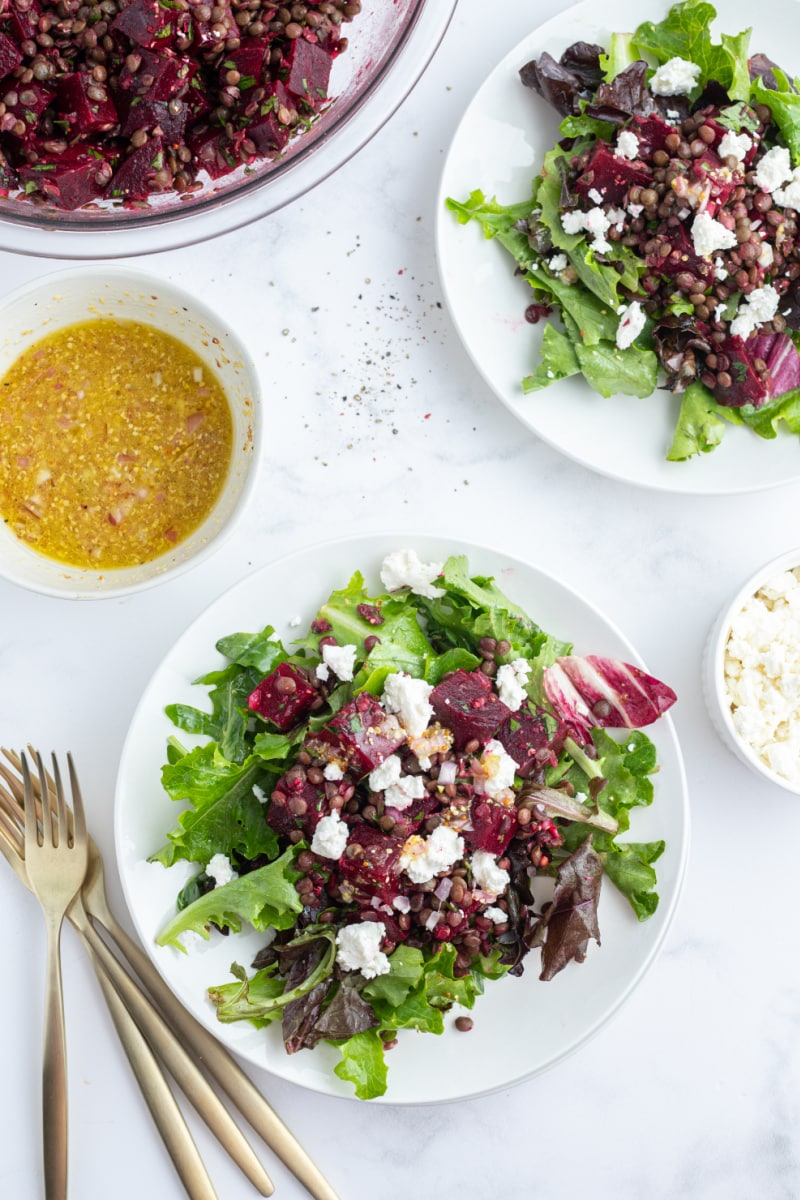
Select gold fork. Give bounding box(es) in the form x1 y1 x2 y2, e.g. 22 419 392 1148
21 751 89 1200
0 748 340 1200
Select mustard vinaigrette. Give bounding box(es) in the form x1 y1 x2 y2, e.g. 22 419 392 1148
0 319 233 569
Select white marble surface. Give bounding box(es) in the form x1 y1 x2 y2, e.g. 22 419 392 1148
1 1 800 1197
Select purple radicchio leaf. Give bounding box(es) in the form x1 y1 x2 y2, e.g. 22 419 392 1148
748 332 800 398
519 44 604 117
748 53 789 91
539 838 603 981
711 336 769 408
542 654 677 744
584 61 659 124
652 313 713 392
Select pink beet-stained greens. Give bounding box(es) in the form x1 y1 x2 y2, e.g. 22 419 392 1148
149 552 676 1099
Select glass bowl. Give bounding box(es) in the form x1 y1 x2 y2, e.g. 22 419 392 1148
0 0 455 259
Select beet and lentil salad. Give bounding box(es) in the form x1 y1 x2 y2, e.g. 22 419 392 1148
447 0 800 461
149 549 676 1099
0 0 361 209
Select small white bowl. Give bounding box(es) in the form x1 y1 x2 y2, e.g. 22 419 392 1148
703 547 800 794
0 266 260 600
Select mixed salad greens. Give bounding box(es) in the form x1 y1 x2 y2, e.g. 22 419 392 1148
149 549 676 1099
447 0 800 461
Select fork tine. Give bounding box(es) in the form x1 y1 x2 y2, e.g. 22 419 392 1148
49 753 69 850
20 752 40 850
66 754 86 847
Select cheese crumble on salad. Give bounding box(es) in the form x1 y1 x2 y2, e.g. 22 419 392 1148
150 551 676 1099
447 0 800 461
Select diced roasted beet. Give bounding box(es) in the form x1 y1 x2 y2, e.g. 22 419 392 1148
3 1 40 44
248 662 318 731
573 142 651 204
688 150 739 215
0 31 22 81
283 37 333 108
106 136 165 199
429 670 511 751
646 222 712 286
713 335 769 408
246 84 295 154
218 44 271 90
17 147 108 210
266 775 327 837
311 693 406 778
3 81 54 142
115 50 195 106
121 97 189 143
56 73 118 135
187 124 237 179
630 114 675 157
464 797 519 856
111 0 174 49
337 826 403 903
494 704 564 778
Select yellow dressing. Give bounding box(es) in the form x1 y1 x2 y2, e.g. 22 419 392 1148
0 319 233 570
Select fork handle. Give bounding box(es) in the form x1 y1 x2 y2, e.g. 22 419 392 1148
87 946 219 1200
41 913 68 1200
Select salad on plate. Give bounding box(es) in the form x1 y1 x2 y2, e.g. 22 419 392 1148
447 0 800 461
149 549 677 1099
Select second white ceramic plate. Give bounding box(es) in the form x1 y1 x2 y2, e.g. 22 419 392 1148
436 0 800 493
115 533 689 1103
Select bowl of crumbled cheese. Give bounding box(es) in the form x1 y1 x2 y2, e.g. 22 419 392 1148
705 549 800 792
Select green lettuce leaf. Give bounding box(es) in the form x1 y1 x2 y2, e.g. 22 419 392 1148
633 1 751 102
574 338 659 399
522 324 581 393
667 381 726 460
332 1029 388 1100
751 71 800 164
157 846 304 950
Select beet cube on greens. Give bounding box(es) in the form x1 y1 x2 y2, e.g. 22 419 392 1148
266 774 327 838
464 797 519 856
429 670 511 750
106 136 165 199
57 73 118 135
573 143 651 204
337 825 403 903
311 693 405 778
494 705 563 777
248 662 317 731
110 0 174 49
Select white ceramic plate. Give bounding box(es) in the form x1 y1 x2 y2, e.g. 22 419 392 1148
436 0 800 494
115 533 689 1104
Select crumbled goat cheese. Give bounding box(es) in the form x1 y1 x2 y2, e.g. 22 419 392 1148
717 130 752 164
588 186 604 204
206 853 238 888
310 810 349 859
399 825 464 884
392 895 411 914
321 641 357 682
382 671 433 737
754 145 793 194
495 658 531 711
380 549 444 599
758 240 775 269
368 753 425 810
474 739 518 798
649 56 701 96
549 252 568 272
315 662 330 681
252 783 269 805
470 850 510 898
287 614 302 627
484 906 508 925
627 202 644 217
561 205 613 253
666 108 680 120
691 211 738 258
724 567 800 785
323 761 344 781
615 130 639 160
616 300 646 350
772 166 800 210
368 753 403 792
714 256 729 280
335 922 390 979
729 284 779 339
